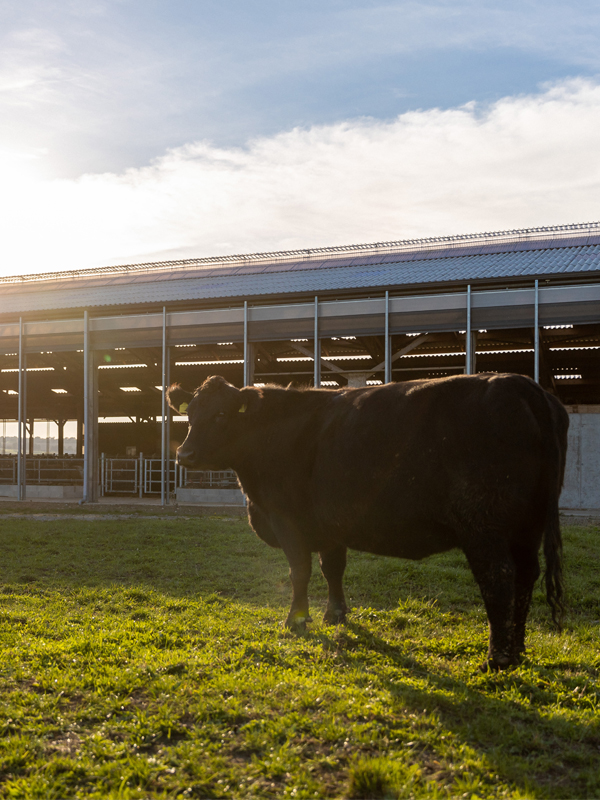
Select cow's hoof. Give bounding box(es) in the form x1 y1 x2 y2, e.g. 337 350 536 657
285 612 312 631
323 608 347 625
480 654 516 672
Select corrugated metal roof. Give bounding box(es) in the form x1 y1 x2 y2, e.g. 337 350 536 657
3 238 600 316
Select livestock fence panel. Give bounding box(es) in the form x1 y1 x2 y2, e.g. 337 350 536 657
0 455 238 497
181 469 239 489
0 457 84 486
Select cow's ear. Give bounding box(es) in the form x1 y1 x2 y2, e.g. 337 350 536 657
167 384 193 415
236 386 262 415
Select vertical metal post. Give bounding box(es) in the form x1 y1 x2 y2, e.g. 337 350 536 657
384 291 391 384
534 279 540 383
83 310 89 502
314 295 321 388
82 312 99 502
17 317 23 500
243 300 250 387
166 346 171 500
139 452 144 498
161 305 167 506
465 285 472 375
22 356 27 498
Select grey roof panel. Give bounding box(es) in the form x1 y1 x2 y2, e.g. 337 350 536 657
4 241 600 315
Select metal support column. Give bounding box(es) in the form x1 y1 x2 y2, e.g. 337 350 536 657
83 310 99 503
166 348 171 498
534 279 540 383
243 301 250 387
161 306 168 506
313 295 321 388
17 318 24 500
384 291 391 384
23 359 28 497
83 310 89 502
465 285 472 375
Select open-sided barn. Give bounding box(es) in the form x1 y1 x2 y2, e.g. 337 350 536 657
1 221 599 508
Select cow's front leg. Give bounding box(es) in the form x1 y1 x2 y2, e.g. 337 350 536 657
282 543 313 630
319 545 348 624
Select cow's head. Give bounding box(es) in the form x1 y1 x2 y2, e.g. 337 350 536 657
168 375 260 469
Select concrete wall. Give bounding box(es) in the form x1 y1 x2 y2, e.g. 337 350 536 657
0 484 83 499
176 487 246 506
560 406 600 511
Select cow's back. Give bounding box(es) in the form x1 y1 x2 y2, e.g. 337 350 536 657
306 373 566 557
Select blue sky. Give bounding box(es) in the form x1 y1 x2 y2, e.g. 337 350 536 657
1 0 600 274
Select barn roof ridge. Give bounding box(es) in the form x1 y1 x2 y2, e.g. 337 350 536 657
2 220 600 287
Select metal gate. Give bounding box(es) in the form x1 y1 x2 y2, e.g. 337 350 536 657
101 456 141 495
143 459 178 495
100 456 181 496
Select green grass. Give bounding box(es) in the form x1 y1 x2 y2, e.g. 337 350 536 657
0 514 598 799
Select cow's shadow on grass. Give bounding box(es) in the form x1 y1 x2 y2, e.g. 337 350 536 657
306 620 600 795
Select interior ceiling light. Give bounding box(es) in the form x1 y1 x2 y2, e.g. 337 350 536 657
544 324 573 329
217 342 234 346
476 348 535 355
400 348 536 359
120 387 142 392
52 388 68 394
550 345 600 351
554 374 582 380
277 354 370 362
176 359 244 366
5 389 17 395
1 367 55 372
98 363 148 369
321 381 339 386
175 344 196 347
400 351 464 359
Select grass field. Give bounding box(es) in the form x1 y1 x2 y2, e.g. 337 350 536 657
0 511 598 799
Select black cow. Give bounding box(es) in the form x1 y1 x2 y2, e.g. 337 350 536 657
169 373 568 670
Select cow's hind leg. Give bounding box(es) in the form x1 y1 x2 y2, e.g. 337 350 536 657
511 544 541 659
319 545 348 624
464 539 517 670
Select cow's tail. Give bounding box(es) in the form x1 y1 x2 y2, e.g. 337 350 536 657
543 495 564 629
541 395 569 630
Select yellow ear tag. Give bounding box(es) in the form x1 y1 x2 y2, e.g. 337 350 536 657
238 404 247 413
178 402 189 415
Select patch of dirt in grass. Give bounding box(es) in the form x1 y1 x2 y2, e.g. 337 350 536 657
45 733 82 756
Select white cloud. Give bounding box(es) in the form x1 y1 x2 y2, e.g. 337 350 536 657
1 78 600 277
